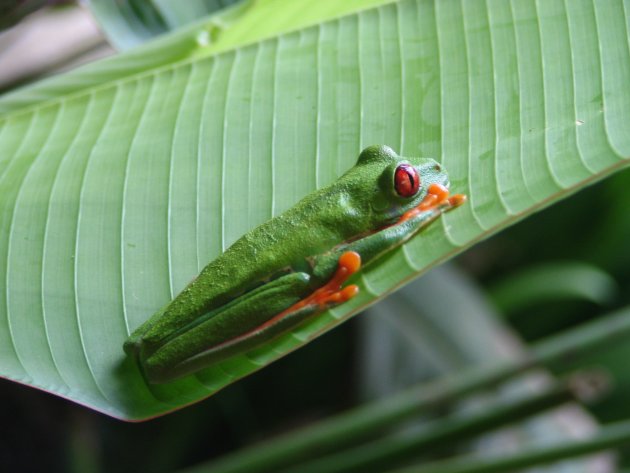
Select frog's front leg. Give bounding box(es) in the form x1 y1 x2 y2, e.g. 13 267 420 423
313 184 466 280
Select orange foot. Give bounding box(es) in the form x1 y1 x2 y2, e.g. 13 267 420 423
398 184 467 224
253 252 362 333
287 251 361 312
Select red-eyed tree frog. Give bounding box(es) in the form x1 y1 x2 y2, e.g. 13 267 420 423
124 145 466 383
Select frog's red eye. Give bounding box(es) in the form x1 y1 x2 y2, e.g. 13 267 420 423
394 164 420 197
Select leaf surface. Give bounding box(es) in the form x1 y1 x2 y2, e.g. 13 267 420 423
0 0 629 419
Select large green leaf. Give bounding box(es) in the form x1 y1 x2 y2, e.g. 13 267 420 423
0 0 629 420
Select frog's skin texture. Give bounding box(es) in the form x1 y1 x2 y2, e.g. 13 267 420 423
124 145 466 383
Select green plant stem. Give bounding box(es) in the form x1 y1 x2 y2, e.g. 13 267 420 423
281 378 581 473
388 419 630 473
180 307 630 473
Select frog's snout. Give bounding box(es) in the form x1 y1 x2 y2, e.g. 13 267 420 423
435 169 449 187
418 160 450 190
440 173 450 188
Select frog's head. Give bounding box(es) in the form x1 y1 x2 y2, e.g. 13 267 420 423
354 145 451 223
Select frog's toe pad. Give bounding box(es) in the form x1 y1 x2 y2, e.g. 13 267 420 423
276 251 361 320
309 251 361 309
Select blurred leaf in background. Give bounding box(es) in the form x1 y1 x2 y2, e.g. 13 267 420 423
357 265 612 472
0 0 67 31
0 1 112 92
87 0 246 50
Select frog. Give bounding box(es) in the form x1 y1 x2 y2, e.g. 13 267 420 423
124 145 466 383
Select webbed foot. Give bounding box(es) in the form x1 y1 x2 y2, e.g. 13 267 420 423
271 251 361 324
398 184 467 223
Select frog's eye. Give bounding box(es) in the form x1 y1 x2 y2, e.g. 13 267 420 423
394 164 420 197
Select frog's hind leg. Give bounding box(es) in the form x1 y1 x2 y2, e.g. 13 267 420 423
179 252 361 371
143 255 361 382
279 251 361 320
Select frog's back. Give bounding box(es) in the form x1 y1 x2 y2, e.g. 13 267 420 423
189 185 363 305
